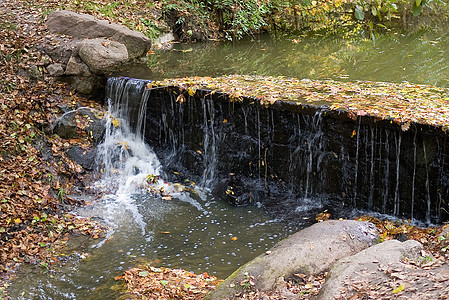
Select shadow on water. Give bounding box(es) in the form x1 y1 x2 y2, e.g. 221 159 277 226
117 30 449 87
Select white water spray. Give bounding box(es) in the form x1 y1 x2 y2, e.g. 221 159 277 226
94 78 202 241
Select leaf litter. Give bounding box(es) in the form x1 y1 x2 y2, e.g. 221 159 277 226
0 0 106 297
151 75 449 129
122 266 222 300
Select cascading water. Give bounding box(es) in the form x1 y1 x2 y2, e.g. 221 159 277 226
94 78 177 239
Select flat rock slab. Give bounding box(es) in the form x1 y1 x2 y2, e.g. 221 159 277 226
317 239 449 299
206 220 378 299
46 10 151 59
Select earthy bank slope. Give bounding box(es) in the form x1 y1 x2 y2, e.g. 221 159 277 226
0 0 105 296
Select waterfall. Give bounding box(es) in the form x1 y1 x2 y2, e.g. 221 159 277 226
382 129 390 213
97 78 163 195
94 77 201 239
98 78 449 224
353 117 361 206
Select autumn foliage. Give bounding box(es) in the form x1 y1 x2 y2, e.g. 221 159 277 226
151 75 449 129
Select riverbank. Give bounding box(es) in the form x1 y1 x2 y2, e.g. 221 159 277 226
0 1 106 296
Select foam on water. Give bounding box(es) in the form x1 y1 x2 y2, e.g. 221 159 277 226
94 78 204 239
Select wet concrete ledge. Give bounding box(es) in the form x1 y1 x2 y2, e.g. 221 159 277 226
136 84 449 224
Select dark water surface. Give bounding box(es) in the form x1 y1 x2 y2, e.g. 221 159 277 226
118 31 449 87
9 193 294 299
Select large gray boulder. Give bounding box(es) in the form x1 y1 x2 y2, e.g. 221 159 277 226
78 38 128 74
206 220 378 299
46 10 151 59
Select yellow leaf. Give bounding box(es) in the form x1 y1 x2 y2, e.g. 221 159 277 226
392 283 405 294
14 218 21 224
117 141 129 149
187 87 196 96
112 118 120 127
231 237 238 241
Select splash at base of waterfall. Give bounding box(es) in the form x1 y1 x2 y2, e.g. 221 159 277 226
92 78 205 242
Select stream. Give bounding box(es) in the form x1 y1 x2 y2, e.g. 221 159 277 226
8 30 449 299
8 74 295 300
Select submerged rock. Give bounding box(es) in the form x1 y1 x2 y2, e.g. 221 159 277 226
206 220 378 299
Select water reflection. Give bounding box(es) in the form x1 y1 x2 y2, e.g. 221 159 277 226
118 30 449 87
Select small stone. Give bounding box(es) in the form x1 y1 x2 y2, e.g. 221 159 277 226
46 63 65 76
65 55 91 76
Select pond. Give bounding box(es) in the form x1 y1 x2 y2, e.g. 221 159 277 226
8 30 449 299
117 30 449 87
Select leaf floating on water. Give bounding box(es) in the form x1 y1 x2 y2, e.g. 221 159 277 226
153 75 449 128
187 87 197 96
